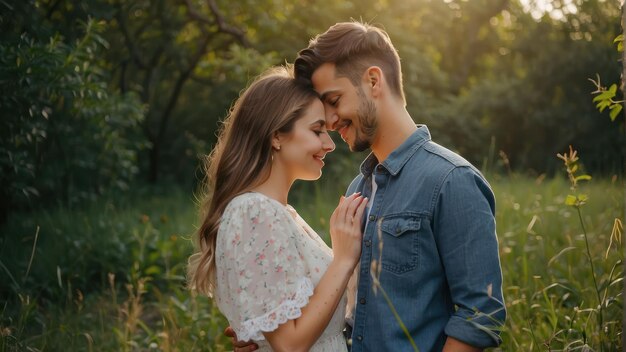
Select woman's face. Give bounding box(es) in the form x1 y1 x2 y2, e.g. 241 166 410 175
275 99 336 181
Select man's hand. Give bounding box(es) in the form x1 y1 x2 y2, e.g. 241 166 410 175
224 327 258 352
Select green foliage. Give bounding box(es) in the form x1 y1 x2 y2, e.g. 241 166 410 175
1 1 624 347
0 186 230 350
0 0 622 190
591 81 624 122
494 173 623 350
557 146 592 207
0 18 147 219
588 30 623 125
614 34 624 52
0 175 622 350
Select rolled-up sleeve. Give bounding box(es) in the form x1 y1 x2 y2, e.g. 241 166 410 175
434 166 506 348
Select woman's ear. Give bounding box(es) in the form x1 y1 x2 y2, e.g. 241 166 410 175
272 132 282 151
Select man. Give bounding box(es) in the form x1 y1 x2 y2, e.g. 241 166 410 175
229 21 506 351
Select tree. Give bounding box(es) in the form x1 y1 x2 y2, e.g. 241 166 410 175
0 2 146 222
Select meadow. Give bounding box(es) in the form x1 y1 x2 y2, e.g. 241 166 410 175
0 169 623 351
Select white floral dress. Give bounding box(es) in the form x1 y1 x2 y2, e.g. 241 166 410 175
215 192 348 351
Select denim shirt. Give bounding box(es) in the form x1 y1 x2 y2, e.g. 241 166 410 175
346 126 506 352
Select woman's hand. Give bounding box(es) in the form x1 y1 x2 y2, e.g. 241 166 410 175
329 193 368 268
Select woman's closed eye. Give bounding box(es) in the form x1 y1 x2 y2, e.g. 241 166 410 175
313 128 329 136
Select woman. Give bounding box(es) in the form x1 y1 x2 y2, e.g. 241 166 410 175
187 66 367 351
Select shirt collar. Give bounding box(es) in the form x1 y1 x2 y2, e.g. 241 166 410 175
359 125 431 177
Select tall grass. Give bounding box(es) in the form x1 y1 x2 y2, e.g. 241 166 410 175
0 170 622 350
0 186 230 351
492 172 623 350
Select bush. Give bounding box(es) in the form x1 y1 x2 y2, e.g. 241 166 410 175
0 19 147 221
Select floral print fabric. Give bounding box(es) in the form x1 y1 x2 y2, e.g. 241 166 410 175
215 192 347 351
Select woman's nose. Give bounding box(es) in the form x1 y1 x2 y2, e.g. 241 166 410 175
323 133 335 152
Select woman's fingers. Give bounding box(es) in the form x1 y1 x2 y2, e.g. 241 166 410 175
330 193 365 240
344 195 363 226
352 197 368 230
339 193 361 220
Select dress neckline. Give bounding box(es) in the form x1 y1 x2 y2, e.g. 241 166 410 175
245 191 297 217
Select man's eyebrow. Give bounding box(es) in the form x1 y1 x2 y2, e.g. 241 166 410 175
319 90 340 103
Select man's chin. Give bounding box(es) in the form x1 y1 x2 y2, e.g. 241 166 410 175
351 140 371 152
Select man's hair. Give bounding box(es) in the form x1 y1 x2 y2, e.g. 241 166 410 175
294 21 405 103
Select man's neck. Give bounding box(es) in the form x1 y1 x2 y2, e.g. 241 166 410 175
371 106 417 162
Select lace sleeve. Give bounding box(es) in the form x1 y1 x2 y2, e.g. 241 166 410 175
215 194 314 342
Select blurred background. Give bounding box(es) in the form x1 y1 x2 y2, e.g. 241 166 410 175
0 0 623 351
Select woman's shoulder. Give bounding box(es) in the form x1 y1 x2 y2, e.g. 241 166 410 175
218 193 298 246
222 192 289 220
227 192 282 209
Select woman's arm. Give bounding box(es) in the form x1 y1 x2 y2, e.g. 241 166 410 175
263 194 367 352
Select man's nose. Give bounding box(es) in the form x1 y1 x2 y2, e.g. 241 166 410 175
325 111 338 131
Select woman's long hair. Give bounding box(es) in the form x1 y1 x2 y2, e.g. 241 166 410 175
187 66 318 296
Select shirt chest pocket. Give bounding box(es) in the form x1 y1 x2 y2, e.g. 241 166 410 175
378 215 421 274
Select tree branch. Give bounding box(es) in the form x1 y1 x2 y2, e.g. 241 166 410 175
207 0 250 47
183 0 214 26
184 0 250 47
115 6 148 70
154 32 213 156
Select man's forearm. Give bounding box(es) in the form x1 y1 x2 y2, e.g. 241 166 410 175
442 337 482 352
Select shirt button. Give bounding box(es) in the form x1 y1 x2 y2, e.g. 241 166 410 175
395 228 402 234
377 165 384 171
357 335 363 341
359 298 366 304
364 240 371 247
369 215 376 221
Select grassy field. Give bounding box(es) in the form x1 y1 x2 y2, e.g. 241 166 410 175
0 173 623 351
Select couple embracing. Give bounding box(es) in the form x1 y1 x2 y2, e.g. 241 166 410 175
188 21 506 352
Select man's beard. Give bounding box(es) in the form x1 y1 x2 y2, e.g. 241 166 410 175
351 93 377 152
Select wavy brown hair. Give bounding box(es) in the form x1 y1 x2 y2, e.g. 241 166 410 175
187 66 318 296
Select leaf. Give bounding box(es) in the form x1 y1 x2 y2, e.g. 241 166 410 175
574 175 592 182
548 246 577 267
609 84 618 95
592 90 615 102
57 266 63 289
596 100 611 112
614 34 624 51
565 195 577 206
144 265 162 276
609 104 622 121
592 94 606 103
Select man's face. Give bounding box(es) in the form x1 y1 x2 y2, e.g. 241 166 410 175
311 63 378 152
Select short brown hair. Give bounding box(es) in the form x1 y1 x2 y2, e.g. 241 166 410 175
295 21 405 102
